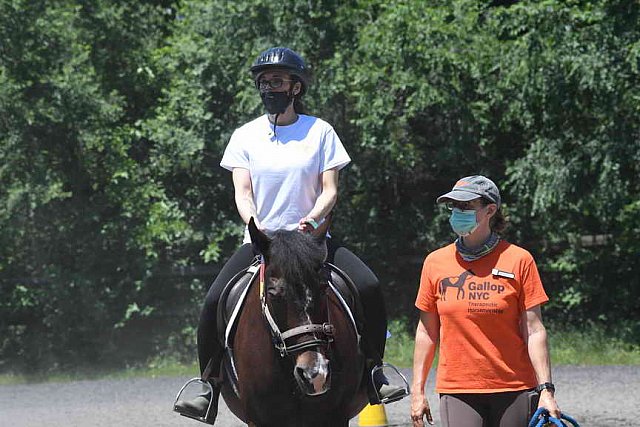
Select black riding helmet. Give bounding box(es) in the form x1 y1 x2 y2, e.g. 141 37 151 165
250 47 311 95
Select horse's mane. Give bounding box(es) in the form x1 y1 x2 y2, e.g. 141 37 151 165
269 230 327 302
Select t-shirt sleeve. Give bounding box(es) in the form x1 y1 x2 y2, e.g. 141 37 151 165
415 256 438 312
220 129 250 171
519 255 549 310
320 125 351 172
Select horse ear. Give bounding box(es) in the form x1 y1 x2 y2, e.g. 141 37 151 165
311 213 332 242
248 217 270 255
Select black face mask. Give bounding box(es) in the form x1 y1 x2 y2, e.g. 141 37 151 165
260 91 292 115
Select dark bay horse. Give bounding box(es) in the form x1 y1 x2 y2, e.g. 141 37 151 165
220 218 368 427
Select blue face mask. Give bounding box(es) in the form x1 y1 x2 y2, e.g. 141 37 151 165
449 208 479 237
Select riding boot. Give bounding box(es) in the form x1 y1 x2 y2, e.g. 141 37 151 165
174 382 220 424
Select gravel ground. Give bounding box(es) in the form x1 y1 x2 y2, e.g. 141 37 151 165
1 365 637 426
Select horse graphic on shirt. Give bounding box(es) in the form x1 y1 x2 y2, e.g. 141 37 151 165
439 270 474 301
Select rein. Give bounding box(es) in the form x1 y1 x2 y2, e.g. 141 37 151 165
259 256 334 357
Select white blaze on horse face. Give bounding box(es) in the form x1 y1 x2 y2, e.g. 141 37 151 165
303 287 314 317
294 350 330 396
291 281 330 395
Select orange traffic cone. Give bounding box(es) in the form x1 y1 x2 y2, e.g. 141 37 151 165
358 403 388 426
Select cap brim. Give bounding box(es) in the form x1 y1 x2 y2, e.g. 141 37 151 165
436 189 482 204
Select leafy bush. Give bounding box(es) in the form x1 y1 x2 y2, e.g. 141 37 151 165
1 0 638 373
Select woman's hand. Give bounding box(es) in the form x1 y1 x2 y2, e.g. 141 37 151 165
538 389 561 419
411 392 434 426
298 217 318 233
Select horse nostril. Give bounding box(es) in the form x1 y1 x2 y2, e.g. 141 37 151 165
295 366 318 382
294 358 331 396
295 366 307 381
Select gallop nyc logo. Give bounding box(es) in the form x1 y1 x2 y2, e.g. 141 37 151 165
439 270 507 314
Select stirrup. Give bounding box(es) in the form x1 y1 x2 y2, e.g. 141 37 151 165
173 377 216 424
371 363 411 404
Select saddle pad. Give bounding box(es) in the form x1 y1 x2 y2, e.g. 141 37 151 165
326 263 365 338
216 262 260 348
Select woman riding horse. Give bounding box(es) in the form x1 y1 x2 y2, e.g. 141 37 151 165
174 46 405 424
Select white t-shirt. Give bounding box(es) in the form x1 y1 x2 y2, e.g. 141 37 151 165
220 114 351 243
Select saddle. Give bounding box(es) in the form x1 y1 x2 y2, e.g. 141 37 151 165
216 259 261 349
215 260 366 397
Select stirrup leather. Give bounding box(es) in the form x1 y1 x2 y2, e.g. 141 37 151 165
371 363 411 404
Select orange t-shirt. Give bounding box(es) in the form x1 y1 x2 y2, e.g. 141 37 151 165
415 240 549 393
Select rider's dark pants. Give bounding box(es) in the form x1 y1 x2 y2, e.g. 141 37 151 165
196 240 387 376
328 242 387 365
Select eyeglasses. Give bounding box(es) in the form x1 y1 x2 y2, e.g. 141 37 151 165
445 201 475 211
445 200 490 211
257 78 294 91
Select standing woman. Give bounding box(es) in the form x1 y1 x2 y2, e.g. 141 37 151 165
174 47 404 424
411 176 561 427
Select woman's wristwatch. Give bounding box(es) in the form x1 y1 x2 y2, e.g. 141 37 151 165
535 382 556 393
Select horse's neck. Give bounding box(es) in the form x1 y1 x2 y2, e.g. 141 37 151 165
460 270 473 281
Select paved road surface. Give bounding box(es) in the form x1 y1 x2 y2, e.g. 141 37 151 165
1 366 637 426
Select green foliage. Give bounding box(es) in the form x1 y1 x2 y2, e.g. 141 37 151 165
1 0 638 374
548 321 640 365
0 0 188 372
384 317 422 368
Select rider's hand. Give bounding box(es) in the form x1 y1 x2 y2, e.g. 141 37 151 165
411 392 434 426
538 390 561 420
298 217 318 233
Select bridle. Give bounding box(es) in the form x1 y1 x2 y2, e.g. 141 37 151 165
258 256 334 358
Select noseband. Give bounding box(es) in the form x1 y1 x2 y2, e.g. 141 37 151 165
259 258 334 357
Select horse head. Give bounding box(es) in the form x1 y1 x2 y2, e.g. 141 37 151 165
248 217 334 397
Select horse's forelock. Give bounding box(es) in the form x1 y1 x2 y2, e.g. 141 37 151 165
269 231 326 305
